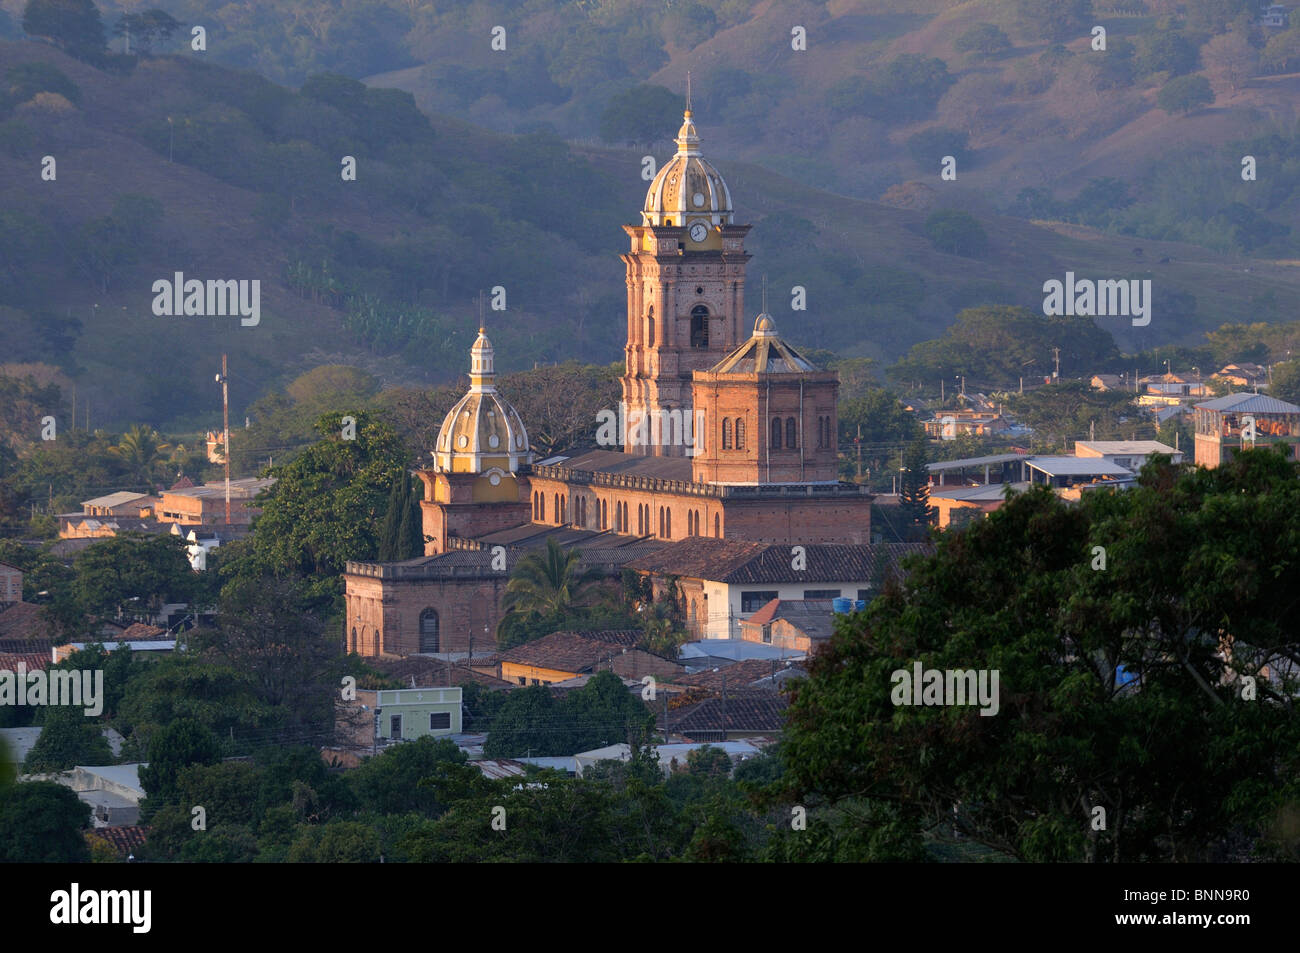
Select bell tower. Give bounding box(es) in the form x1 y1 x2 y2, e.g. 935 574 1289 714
621 101 751 456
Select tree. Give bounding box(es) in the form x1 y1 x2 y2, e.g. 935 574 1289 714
686 745 732 778
1157 74 1215 115
138 718 222 813
377 469 422 562
204 575 334 727
501 537 598 620
1185 0 1254 33
67 532 196 624
954 23 1011 58
1006 381 1139 451
1014 0 1092 43
1269 360 1300 407
1261 27 1300 74
111 9 180 55
922 209 988 257
347 736 468 816
225 412 410 607
0 781 91 861
22 708 113 773
22 0 105 63
598 84 683 147
108 423 170 490
782 455 1300 862
1137 31 1200 78
897 438 933 535
1201 32 1258 95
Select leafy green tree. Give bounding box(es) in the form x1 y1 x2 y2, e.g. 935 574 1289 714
22 707 113 773
179 824 258 862
67 532 195 623
377 469 422 561
1157 74 1214 114
347 736 468 816
923 209 988 257
782 453 1300 862
599 84 683 146
501 538 598 623
1262 27 1300 74
138 718 222 815
1015 0 1092 42
111 9 180 55
686 745 732 778
116 654 277 749
954 23 1011 57
1269 360 1300 407
108 423 170 489
1138 32 1201 78
898 438 933 535
22 0 105 63
225 412 409 607
1006 381 1139 451
3 61 80 105
0 780 91 861
288 820 380 862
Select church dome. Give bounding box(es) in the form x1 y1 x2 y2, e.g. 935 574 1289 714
642 109 734 228
433 329 532 475
710 313 818 375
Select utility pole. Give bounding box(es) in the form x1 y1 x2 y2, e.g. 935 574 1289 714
216 355 231 524
855 423 862 479
1053 347 1060 380
940 379 945 402
1090 419 1095 441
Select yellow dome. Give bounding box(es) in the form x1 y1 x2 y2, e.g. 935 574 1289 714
642 109 734 228
433 329 532 475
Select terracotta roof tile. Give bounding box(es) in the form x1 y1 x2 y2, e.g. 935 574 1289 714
673 658 804 692
661 692 789 735
0 652 49 671
626 539 930 585
0 603 53 643
498 630 661 674
86 826 150 856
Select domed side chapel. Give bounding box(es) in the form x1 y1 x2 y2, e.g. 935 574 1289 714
344 107 874 659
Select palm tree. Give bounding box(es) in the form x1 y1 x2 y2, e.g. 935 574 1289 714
501 538 598 618
109 424 171 490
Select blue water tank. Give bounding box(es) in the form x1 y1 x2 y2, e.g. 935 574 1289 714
854 600 867 612
832 597 853 614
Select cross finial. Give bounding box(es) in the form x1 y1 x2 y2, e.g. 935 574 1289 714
761 273 768 314
477 290 485 333
686 71 692 114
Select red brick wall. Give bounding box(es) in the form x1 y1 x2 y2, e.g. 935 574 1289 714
345 572 509 657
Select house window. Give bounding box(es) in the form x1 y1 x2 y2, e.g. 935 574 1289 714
735 418 745 450
856 589 872 603
390 715 402 740
722 418 732 450
691 306 710 348
804 589 841 600
771 417 782 449
714 513 720 537
787 417 797 449
430 712 451 730
517 676 526 685
419 609 440 653
741 590 779 613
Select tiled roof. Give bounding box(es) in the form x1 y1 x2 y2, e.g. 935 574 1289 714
531 448 695 482
626 538 930 585
673 658 804 692
497 630 660 674
661 692 789 735
86 826 149 856
0 652 49 671
119 623 168 641
370 656 514 690
0 603 53 643
742 599 837 641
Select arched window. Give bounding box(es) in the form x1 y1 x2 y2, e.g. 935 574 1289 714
658 506 664 537
561 495 567 524
771 417 782 449
787 417 797 449
690 305 710 348
647 306 655 347
722 417 732 450
714 513 720 537
735 418 745 450
690 599 697 622
539 494 545 522
419 609 440 653
350 627 357 653
553 493 559 523
666 508 672 538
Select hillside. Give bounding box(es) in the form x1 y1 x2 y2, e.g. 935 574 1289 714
1 0 1299 431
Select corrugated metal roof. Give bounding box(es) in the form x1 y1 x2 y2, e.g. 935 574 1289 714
929 482 1028 501
1026 457 1132 477
926 454 1029 471
81 492 151 508
1195 393 1300 414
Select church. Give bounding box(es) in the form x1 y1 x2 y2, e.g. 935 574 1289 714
344 106 875 658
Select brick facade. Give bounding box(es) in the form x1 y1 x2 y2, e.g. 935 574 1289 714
344 564 507 658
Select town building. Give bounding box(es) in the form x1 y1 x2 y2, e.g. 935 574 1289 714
0 562 21 606
336 686 463 748
344 106 878 659
1193 393 1300 468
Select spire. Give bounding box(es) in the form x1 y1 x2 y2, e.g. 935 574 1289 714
470 290 495 393
685 71 692 116
761 273 768 314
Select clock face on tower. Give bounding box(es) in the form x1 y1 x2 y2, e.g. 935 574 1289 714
689 222 708 242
